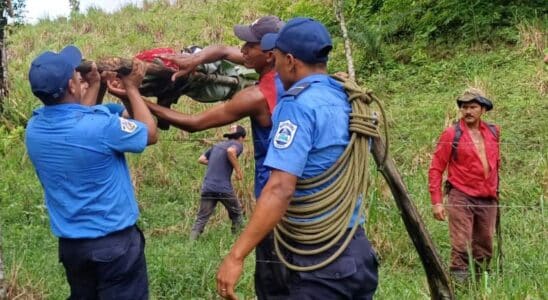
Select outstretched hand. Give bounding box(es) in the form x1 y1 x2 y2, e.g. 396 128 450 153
157 53 198 81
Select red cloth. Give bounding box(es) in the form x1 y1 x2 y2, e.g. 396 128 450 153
134 48 179 71
428 119 500 205
257 70 277 114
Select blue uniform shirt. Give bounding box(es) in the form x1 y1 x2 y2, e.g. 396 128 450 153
264 74 363 227
25 104 148 238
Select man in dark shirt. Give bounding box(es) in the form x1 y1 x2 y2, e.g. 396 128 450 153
190 125 246 240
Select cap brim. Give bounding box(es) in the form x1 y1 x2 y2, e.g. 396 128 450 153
260 33 278 51
233 25 259 42
223 133 238 139
457 99 493 111
59 45 82 68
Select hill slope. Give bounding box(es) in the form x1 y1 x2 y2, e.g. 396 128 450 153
0 1 546 299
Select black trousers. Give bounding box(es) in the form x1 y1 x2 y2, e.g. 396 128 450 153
255 231 291 299
58 225 148 300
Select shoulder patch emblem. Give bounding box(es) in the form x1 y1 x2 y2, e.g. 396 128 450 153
120 117 137 133
273 120 298 149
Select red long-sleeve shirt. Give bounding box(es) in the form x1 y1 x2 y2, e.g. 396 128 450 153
428 119 500 205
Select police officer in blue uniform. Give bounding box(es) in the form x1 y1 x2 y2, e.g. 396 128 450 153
216 18 378 299
25 45 157 299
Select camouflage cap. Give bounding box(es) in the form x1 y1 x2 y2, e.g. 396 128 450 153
456 88 493 111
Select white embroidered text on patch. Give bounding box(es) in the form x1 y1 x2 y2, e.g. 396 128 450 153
120 117 137 133
273 120 298 149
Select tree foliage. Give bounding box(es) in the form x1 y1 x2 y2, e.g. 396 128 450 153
69 0 80 14
1 0 26 25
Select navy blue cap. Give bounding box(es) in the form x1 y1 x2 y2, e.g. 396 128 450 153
28 45 82 102
260 17 332 63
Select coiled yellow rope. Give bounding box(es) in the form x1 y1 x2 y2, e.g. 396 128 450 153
273 75 388 272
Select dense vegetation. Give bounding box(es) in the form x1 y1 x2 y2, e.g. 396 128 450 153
0 0 546 299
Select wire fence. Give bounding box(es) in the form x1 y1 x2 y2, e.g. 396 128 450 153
6 180 544 211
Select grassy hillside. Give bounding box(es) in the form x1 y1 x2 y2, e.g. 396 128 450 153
1 0 546 299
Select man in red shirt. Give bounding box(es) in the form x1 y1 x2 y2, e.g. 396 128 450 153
428 88 500 283
143 16 290 299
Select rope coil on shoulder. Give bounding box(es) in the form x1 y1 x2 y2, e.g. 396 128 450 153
273 75 389 272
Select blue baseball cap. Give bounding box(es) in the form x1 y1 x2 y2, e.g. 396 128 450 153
28 45 82 103
260 17 332 63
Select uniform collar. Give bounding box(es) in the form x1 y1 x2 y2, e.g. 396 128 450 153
290 73 330 88
33 103 90 116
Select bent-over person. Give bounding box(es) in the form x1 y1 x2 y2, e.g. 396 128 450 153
191 125 246 240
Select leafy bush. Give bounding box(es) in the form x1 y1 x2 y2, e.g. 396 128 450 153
357 0 547 44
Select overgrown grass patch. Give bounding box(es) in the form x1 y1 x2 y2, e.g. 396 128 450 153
1 1 546 299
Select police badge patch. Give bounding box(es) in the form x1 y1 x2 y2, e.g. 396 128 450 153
273 120 297 149
120 117 137 133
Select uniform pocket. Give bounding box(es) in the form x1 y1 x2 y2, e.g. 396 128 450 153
91 243 129 263
312 256 357 280
91 231 132 263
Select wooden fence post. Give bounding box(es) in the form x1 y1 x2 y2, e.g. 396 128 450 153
371 136 455 299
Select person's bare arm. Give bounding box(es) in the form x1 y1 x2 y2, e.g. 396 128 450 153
118 59 158 145
227 146 243 180
81 62 101 106
216 170 296 298
160 46 244 81
198 154 209 165
145 85 271 132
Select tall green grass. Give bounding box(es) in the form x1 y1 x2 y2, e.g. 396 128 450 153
1 1 546 299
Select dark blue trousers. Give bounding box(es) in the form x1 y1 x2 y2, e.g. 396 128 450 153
285 227 379 299
58 225 148 300
255 231 290 299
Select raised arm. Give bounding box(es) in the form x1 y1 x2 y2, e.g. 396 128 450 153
80 62 101 106
160 45 244 81
117 59 158 145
